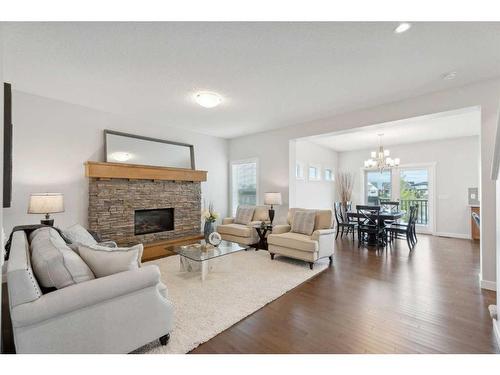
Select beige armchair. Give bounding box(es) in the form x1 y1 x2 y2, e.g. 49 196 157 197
217 205 270 245
267 208 334 269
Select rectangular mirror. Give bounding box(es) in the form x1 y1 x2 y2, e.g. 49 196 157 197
105 130 195 169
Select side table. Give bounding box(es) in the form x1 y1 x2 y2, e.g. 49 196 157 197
253 225 273 251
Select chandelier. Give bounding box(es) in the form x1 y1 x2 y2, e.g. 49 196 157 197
364 134 400 172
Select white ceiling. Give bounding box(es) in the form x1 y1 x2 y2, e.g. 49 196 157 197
3 22 500 139
306 107 481 152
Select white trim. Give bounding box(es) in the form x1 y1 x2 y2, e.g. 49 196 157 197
479 273 497 290
434 231 471 240
229 157 259 216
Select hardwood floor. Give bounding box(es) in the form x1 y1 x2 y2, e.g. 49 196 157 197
191 235 498 353
2 234 497 354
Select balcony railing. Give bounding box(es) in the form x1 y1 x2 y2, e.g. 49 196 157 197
399 199 428 225
371 198 429 225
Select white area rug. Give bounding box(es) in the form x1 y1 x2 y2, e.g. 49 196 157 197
136 250 329 354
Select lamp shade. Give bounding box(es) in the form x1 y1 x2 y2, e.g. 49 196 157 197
264 192 282 206
28 193 64 214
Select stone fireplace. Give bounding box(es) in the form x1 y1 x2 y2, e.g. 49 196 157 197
88 176 202 246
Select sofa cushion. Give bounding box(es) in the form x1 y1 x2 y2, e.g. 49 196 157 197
217 223 252 237
29 227 95 289
78 244 143 278
253 206 270 221
314 210 333 230
234 206 255 225
291 210 316 236
268 232 318 252
62 223 98 247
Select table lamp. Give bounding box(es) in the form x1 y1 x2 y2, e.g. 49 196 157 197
28 193 64 226
264 192 282 225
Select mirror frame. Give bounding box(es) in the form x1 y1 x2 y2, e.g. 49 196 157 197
104 129 196 170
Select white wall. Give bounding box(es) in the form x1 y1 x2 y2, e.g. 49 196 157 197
3 90 229 234
291 139 337 209
337 136 479 238
229 79 500 287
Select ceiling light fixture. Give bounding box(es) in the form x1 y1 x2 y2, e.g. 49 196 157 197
194 91 223 108
364 134 400 172
443 71 457 80
394 22 411 34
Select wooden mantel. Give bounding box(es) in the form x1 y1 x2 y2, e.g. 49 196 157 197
85 161 207 182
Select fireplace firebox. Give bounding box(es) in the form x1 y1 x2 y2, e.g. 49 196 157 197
134 208 174 235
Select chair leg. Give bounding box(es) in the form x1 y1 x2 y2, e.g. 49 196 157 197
406 236 412 251
159 333 170 346
352 227 355 241
329 255 333 266
335 226 339 240
309 262 314 270
341 226 345 238
270 253 275 260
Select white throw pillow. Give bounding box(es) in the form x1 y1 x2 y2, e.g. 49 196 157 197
62 224 98 246
234 206 255 225
78 244 143 278
291 210 316 236
29 227 95 289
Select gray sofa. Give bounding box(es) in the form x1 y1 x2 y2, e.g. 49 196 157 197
6 230 174 353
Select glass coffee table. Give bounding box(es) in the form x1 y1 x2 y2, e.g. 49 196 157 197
173 240 248 281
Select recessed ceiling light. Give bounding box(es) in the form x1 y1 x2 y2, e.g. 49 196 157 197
394 22 411 34
194 91 223 108
443 71 458 80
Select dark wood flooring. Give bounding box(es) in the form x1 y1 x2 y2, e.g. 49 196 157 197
191 235 498 353
2 234 497 354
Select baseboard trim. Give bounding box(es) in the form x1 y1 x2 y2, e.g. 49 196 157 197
479 274 497 291
434 232 471 240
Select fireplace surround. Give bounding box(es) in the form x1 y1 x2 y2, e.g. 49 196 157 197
88 178 201 245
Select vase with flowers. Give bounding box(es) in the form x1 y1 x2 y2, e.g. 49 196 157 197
202 202 219 242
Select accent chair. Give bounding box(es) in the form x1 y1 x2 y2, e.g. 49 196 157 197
267 208 334 269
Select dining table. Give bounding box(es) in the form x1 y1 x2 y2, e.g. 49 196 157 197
346 210 405 245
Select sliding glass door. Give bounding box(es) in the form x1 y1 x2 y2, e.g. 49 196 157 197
364 164 434 232
398 168 430 227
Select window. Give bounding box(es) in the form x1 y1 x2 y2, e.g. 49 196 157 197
296 162 305 180
365 170 391 205
308 165 321 181
324 168 334 181
231 159 258 215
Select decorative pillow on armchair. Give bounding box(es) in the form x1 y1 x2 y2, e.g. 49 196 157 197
291 210 316 236
78 244 143 278
234 206 255 225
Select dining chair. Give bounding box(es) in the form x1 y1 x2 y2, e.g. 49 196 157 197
386 205 418 250
355 205 385 248
380 200 401 226
334 202 357 241
380 200 400 212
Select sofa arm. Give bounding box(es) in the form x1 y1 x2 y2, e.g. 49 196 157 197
11 265 162 328
311 229 335 240
222 217 235 225
272 224 291 234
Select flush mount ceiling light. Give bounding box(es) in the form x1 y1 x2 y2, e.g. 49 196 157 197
194 91 223 108
394 22 412 34
443 71 458 80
